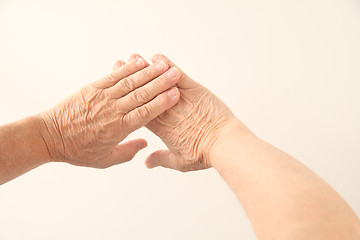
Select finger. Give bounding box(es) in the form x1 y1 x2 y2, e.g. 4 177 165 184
108 59 169 99
151 54 198 89
112 54 141 72
122 87 180 132
112 60 125 71
93 56 147 90
101 139 148 168
128 53 140 62
145 150 185 171
119 67 181 113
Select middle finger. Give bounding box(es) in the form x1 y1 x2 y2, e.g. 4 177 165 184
107 59 169 99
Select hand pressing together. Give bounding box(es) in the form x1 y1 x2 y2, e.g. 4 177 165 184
113 54 252 172
39 54 180 169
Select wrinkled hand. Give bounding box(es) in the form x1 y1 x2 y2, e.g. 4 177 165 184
114 54 249 172
39 54 180 169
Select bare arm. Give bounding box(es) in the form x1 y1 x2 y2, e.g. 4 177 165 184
143 54 360 239
0 54 180 185
210 122 360 239
0 116 49 185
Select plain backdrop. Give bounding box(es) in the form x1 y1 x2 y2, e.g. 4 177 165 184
0 0 359 239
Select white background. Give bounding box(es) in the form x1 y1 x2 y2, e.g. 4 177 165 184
0 0 359 239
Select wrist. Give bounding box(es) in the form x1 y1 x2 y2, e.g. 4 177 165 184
26 115 53 164
208 119 258 169
0 114 53 184
8 115 53 165
37 111 65 163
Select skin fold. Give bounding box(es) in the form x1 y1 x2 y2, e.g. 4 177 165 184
39 55 181 169
0 54 181 184
0 53 359 239
113 54 360 239
131 55 244 172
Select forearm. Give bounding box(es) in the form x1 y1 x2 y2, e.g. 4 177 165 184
210 121 360 239
0 115 50 185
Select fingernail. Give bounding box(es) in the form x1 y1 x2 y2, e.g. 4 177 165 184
130 53 139 60
136 58 144 67
155 60 166 72
116 61 124 68
152 55 160 63
167 87 178 98
167 68 177 79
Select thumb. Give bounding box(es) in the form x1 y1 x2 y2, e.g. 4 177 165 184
150 54 198 89
145 149 185 171
111 138 147 165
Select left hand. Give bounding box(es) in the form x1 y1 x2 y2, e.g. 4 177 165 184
39 54 180 169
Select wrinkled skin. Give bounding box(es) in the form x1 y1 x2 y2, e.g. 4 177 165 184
114 54 246 172
40 54 181 169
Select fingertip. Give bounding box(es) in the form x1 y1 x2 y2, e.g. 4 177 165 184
158 87 180 111
129 53 140 61
145 150 163 168
167 87 180 103
145 161 156 169
156 87 180 113
145 156 157 169
151 54 161 63
137 139 148 150
136 58 145 67
130 54 150 67
113 60 125 70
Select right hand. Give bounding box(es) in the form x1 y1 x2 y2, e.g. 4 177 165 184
114 54 253 172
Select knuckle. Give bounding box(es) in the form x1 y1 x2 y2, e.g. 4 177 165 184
137 105 151 120
105 72 118 83
115 100 127 116
121 64 132 74
153 78 164 89
101 88 111 99
120 77 135 92
141 68 152 79
120 114 131 130
133 88 150 104
142 88 151 100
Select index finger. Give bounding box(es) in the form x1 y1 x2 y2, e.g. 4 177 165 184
92 57 148 89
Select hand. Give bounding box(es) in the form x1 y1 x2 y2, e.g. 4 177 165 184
39 54 180 169
113 54 252 172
